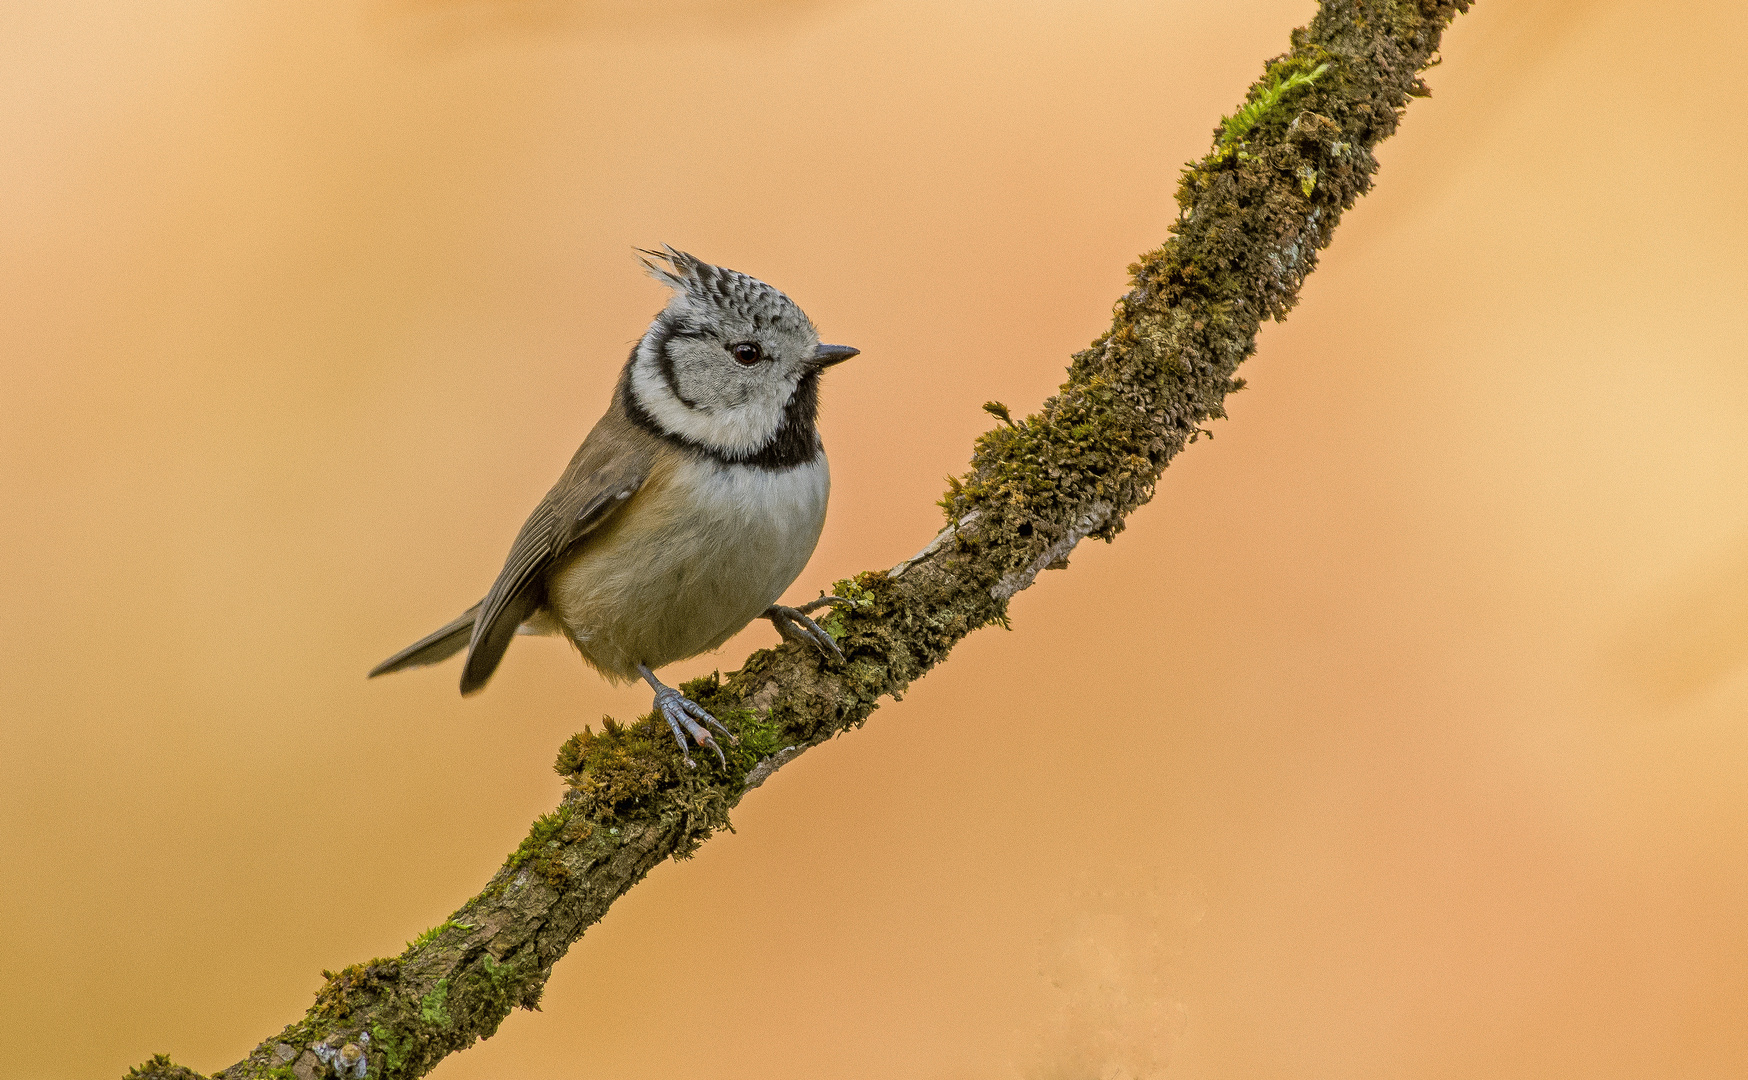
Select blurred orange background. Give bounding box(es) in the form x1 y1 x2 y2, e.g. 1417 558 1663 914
4 1 1747 1077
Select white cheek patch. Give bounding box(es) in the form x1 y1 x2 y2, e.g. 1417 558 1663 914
630 338 794 457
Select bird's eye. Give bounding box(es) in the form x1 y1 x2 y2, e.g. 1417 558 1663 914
730 342 763 366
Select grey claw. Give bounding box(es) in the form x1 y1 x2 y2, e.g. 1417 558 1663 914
654 688 727 767
679 693 738 746
764 603 845 661
796 595 854 614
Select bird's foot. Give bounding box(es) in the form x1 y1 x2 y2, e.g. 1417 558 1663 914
639 664 735 768
763 596 851 661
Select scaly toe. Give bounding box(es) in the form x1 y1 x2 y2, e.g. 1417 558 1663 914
791 610 844 660
768 611 807 649
764 604 844 661
655 689 726 767
678 696 738 745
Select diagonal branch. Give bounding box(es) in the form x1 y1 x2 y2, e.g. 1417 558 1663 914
125 2 1471 1077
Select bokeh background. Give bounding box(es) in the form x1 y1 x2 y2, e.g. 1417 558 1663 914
4 0 1747 1077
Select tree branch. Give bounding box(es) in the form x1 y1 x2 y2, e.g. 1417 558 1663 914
126 2 1471 1076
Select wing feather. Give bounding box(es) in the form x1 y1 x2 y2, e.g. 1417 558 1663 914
458 452 649 696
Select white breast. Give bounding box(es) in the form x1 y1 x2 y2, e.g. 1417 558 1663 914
544 453 830 681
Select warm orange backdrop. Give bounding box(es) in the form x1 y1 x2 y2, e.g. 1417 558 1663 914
4 1 1747 1077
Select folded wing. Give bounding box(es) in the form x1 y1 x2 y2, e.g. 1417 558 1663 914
457 452 651 696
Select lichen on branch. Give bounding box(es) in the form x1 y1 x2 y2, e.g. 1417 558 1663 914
124 2 1471 1077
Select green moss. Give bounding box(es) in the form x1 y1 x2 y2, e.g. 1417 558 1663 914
123 1054 206 1080
504 807 571 871
980 400 1016 427
819 576 878 642
311 959 400 1024
942 372 1163 570
424 954 525 1039
493 804 581 891
1218 59 1332 152
473 954 521 1018
280 954 534 1079
407 919 476 952
1383 0 1426 41
546 666 854 859
370 1024 408 1074
552 671 797 818
554 718 672 818
419 978 452 1029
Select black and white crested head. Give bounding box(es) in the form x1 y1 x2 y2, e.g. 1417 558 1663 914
623 246 856 469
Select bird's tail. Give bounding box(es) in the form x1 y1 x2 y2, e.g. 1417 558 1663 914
368 603 480 678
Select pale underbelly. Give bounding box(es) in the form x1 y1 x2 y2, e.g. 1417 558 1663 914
538 455 828 681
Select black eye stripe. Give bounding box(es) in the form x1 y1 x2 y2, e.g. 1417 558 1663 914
650 317 703 411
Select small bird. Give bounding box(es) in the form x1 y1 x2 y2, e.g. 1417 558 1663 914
370 247 858 765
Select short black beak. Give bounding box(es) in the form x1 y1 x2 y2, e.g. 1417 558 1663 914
812 343 860 368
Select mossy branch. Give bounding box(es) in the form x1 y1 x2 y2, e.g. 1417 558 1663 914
125 1 1471 1077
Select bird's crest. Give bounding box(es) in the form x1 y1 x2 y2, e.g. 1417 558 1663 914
637 244 711 296
634 244 816 339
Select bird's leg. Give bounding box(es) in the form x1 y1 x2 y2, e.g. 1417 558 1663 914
762 595 853 661
638 664 735 768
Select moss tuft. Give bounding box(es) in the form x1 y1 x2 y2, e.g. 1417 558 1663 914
123 1054 206 1080
981 400 1016 427
407 919 476 952
554 720 673 819
311 959 400 1024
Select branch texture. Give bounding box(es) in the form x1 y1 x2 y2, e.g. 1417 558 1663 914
127 2 1470 1076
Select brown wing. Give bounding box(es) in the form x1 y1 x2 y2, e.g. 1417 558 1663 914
459 418 654 696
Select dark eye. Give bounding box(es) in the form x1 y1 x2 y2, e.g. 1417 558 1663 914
730 342 763 366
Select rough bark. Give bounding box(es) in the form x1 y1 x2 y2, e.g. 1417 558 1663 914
125 2 1471 1076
